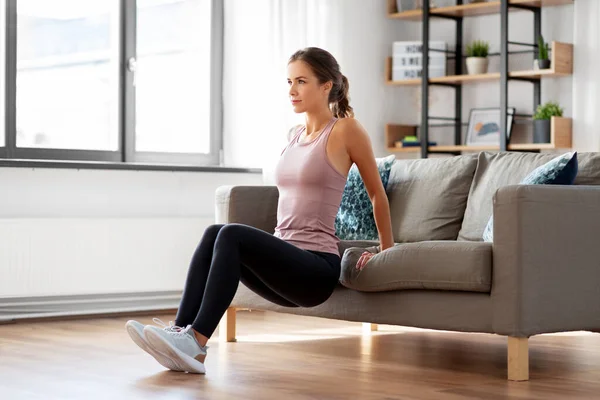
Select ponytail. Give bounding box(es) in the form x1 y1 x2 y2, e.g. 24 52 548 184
331 74 354 118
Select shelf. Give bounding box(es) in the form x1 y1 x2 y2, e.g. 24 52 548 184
386 117 572 154
387 146 420 153
385 66 570 86
387 144 560 153
428 144 556 152
430 72 500 84
388 142 568 153
385 42 573 85
387 0 574 20
428 145 496 152
385 124 418 151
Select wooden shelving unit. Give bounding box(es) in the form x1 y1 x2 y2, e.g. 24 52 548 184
385 0 574 158
385 41 573 86
385 124 419 152
385 117 572 153
388 0 574 20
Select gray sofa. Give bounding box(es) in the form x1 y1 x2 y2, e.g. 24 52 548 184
215 151 600 381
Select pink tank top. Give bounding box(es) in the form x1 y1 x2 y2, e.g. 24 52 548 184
274 118 347 256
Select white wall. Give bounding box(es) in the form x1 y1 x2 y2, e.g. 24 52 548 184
573 0 600 152
223 0 412 173
331 0 415 158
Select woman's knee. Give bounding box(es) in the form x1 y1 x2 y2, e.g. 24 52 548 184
215 223 246 243
204 224 225 240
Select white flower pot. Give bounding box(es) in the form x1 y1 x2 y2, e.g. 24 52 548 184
466 57 489 75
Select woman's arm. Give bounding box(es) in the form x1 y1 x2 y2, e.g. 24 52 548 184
341 119 394 251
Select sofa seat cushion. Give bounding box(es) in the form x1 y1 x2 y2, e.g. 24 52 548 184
340 241 492 293
338 239 380 256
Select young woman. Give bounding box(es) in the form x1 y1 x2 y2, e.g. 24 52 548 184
126 47 394 374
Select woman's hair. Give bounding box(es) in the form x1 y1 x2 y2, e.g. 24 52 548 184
288 47 354 118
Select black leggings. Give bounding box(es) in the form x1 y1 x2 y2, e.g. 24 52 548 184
174 223 341 338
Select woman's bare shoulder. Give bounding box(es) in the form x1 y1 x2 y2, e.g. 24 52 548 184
333 117 367 139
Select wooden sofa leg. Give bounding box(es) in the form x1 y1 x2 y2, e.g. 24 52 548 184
507 337 529 381
219 307 237 343
363 323 378 332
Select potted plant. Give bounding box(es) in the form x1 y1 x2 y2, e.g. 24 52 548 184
534 35 551 70
533 101 563 143
465 40 489 75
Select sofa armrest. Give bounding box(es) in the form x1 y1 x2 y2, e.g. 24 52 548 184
491 184 600 337
215 185 279 233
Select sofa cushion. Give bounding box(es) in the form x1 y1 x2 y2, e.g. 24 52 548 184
457 152 560 241
575 152 600 185
482 151 579 242
338 240 379 256
386 155 477 243
340 241 492 293
335 155 395 240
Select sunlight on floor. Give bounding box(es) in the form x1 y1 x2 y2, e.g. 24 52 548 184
235 325 401 343
232 317 598 344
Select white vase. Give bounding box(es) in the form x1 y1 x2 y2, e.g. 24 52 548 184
466 57 489 75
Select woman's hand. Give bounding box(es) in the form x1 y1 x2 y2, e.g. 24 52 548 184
356 251 375 271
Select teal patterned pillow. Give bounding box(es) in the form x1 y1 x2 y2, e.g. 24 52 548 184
482 151 578 242
335 155 396 240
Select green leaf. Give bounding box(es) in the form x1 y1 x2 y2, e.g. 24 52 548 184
537 35 549 60
466 40 489 58
533 101 563 120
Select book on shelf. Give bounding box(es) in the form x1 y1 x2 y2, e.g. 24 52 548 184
395 140 438 148
392 41 447 81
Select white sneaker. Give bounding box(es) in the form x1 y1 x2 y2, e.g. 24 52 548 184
144 324 208 374
125 318 186 372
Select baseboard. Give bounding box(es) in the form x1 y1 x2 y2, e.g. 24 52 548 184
0 290 182 323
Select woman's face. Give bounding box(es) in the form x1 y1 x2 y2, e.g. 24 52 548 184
287 60 331 114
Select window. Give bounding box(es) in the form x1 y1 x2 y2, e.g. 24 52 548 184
135 0 211 154
16 0 120 151
2 0 221 166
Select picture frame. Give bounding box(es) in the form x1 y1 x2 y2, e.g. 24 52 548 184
465 107 515 146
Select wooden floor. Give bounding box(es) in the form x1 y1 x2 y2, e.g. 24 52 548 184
2 310 600 400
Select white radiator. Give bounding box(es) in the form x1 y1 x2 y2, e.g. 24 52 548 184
0 217 213 321
0 164 263 321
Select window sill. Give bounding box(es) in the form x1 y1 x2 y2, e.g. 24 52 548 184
0 159 263 174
